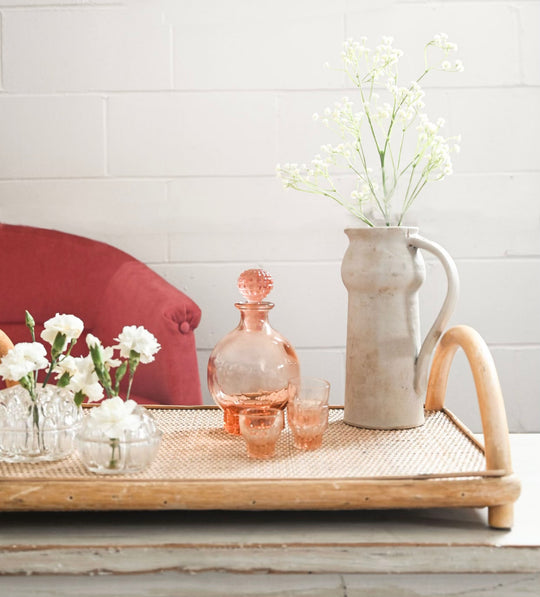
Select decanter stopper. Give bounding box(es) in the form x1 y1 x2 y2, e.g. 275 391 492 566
237 268 273 303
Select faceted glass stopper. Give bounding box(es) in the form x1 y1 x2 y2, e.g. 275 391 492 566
237 268 273 302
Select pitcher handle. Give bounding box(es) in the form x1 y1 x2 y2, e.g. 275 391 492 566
409 234 460 395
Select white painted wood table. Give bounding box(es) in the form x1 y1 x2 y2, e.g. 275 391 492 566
0 434 537 597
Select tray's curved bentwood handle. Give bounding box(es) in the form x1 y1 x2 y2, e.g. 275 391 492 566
425 324 517 529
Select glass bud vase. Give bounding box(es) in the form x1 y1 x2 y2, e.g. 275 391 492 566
0 384 82 463
76 405 162 475
207 268 300 435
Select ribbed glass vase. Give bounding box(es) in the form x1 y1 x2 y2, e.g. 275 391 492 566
0 384 81 463
76 406 162 475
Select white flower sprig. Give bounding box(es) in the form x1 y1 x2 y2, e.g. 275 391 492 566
277 34 463 226
0 342 49 399
83 326 161 403
115 325 161 402
54 354 104 403
80 326 161 467
87 395 142 469
0 310 84 403
88 396 140 437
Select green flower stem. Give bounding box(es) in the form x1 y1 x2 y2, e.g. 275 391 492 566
406 176 428 209
353 142 385 220
19 368 44 453
125 350 141 401
399 173 428 225
19 373 36 402
31 402 44 452
42 333 72 388
359 86 382 157
402 163 419 216
89 343 114 399
288 179 374 227
126 377 134 401
108 438 121 469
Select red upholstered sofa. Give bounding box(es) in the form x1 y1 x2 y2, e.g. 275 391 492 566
0 224 202 406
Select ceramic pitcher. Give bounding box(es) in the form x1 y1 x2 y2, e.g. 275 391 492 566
341 227 459 429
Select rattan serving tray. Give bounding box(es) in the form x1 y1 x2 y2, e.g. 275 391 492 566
0 325 523 528
0 406 518 519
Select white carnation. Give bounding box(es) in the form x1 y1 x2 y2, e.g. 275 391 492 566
0 342 49 381
89 396 141 437
115 326 161 364
86 334 122 368
41 313 84 350
56 355 104 402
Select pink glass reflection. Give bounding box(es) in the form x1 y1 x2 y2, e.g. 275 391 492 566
239 407 284 459
207 269 300 435
287 377 330 451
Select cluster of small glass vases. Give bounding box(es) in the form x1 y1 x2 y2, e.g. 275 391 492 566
0 384 161 474
0 384 81 463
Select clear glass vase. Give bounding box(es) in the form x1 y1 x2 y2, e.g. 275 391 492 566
76 406 162 475
207 269 300 435
0 384 82 463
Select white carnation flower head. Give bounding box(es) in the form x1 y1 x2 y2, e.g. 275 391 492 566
115 326 161 364
41 313 84 350
86 333 121 369
57 355 104 403
86 333 102 349
53 354 79 378
89 396 141 437
0 342 49 381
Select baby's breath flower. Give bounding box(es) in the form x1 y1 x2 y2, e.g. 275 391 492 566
277 33 463 226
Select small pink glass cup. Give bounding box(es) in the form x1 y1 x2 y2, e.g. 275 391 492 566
287 377 330 451
238 407 284 459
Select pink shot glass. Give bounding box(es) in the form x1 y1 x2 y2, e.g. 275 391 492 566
287 377 331 451
238 407 284 459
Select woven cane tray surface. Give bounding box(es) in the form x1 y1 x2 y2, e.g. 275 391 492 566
0 408 492 482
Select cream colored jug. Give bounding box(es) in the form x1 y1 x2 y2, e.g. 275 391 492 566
341 227 459 429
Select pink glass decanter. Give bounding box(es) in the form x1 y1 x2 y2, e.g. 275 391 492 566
207 268 300 435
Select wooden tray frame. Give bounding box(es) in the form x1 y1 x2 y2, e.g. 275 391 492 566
0 326 521 529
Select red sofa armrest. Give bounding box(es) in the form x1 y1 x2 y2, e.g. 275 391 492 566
94 261 202 406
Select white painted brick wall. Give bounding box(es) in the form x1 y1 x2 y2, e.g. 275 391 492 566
0 0 538 431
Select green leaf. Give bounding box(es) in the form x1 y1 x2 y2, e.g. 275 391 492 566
57 371 71 388
18 374 35 401
88 343 113 398
51 332 67 359
73 391 85 407
128 349 140 374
